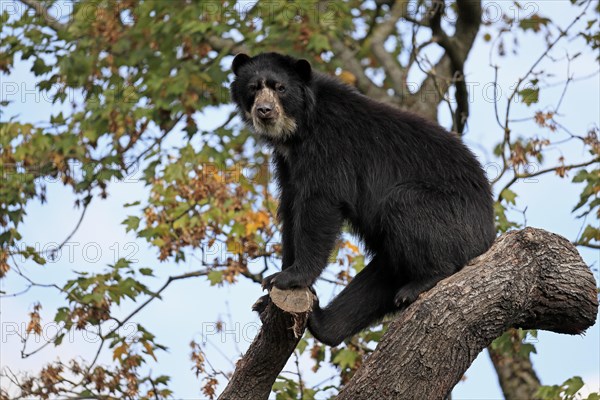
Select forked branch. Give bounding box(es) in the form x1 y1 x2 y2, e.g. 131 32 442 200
220 228 598 400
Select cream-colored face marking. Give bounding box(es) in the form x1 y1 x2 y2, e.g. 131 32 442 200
250 87 297 139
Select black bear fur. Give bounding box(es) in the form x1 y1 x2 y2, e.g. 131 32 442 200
230 52 495 346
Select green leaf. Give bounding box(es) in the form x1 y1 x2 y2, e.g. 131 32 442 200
152 237 165 247
571 168 599 212
49 112 65 124
535 376 587 400
579 225 600 244
31 57 52 75
54 333 65 346
563 376 584 396
154 375 171 385
535 384 561 399
519 15 551 32
122 216 140 232
362 328 384 343
307 33 330 52
207 270 224 286
572 169 591 183
332 348 359 369
296 338 308 355
518 88 539 106
272 377 299 399
517 342 537 357
500 188 518 205
54 307 70 323
494 202 520 233
32 251 47 265
352 255 365 273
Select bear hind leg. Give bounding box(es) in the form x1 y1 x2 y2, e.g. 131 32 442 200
393 274 449 307
307 255 397 346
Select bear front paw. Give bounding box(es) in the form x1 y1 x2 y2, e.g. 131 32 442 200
262 268 311 291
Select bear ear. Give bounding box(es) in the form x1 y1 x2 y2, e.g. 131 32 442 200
295 59 312 81
232 53 251 76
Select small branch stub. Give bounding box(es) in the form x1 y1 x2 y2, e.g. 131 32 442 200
269 287 313 313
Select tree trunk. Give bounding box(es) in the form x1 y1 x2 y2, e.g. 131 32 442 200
218 296 308 400
220 228 598 400
489 340 542 400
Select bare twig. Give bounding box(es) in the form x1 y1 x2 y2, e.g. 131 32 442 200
86 268 209 372
497 158 600 202
574 242 600 250
503 1 592 131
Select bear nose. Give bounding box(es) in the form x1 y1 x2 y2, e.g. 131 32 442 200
256 103 274 118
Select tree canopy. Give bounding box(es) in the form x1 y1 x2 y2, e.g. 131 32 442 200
1 1 599 399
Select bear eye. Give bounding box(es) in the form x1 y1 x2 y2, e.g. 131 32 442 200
248 83 257 91
277 85 286 93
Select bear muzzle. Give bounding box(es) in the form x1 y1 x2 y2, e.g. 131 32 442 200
255 102 276 120
249 87 297 138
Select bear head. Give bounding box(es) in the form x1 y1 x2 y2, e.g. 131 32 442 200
230 52 313 140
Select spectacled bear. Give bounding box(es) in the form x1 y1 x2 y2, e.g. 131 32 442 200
230 52 495 347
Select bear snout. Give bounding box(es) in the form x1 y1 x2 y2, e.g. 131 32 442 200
253 87 281 121
256 102 276 119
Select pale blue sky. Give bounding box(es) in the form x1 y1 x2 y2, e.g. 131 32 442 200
1 1 599 399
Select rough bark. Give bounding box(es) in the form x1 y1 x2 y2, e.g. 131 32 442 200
218 296 308 400
337 228 597 399
220 228 598 400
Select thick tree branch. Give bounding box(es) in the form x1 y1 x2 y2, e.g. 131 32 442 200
313 0 395 103
430 1 466 134
422 0 481 134
368 0 410 96
410 1 481 128
221 228 598 399
19 0 66 31
337 228 597 399
328 37 393 103
430 1 463 71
